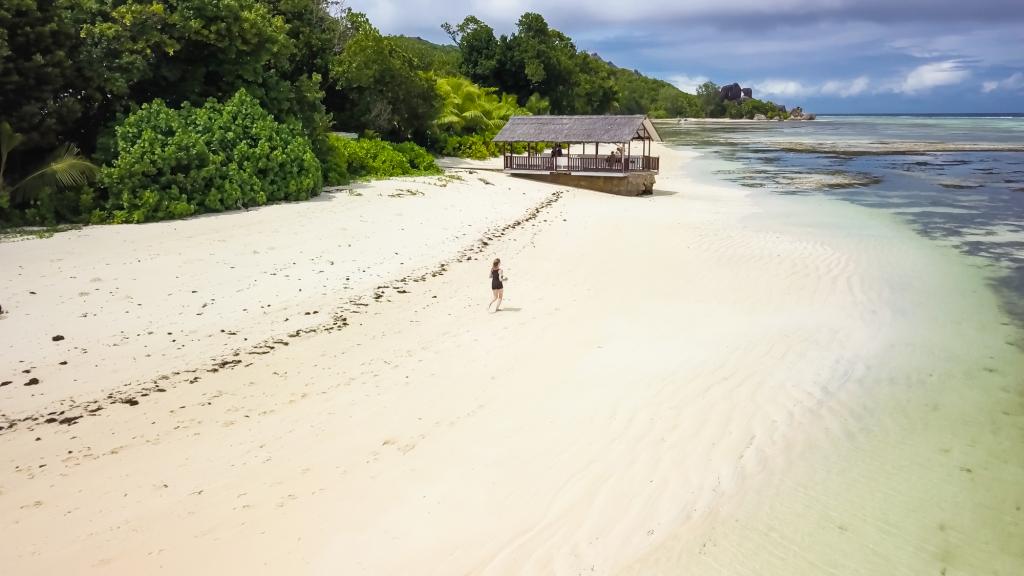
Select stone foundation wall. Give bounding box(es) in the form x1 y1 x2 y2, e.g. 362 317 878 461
513 173 655 196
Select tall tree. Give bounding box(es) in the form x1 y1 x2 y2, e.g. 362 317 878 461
441 16 498 86
569 53 617 114
327 10 439 141
0 0 98 154
81 0 294 123
79 0 344 161
262 0 346 157
697 81 724 118
448 13 618 114
390 35 461 77
494 13 578 113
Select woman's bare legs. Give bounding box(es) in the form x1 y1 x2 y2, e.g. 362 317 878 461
488 289 500 311
495 288 504 311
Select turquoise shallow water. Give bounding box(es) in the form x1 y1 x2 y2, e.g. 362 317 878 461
644 119 1024 575
657 116 1024 325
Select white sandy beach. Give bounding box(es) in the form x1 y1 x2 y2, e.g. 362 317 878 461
1 144 1022 575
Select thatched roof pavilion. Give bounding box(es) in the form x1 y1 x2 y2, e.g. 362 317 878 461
490 115 661 195
492 115 660 177
492 115 660 145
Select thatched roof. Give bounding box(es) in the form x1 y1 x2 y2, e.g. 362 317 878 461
492 115 660 143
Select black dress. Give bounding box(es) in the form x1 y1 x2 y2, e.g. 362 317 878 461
491 268 503 290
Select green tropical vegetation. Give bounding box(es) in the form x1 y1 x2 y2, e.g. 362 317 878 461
389 36 461 77
328 11 440 143
1 122 99 225
442 14 615 115
610 65 702 118
693 81 788 119
431 77 535 159
323 135 440 185
98 91 322 223
439 14 786 120
1 3 795 227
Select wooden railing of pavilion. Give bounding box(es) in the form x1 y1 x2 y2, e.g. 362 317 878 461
503 154 659 174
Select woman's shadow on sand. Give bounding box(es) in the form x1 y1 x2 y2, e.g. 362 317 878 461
498 307 522 312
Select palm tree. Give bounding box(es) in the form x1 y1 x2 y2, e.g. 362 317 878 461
434 77 526 137
0 122 98 209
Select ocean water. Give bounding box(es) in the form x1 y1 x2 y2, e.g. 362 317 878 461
657 115 1024 324
649 116 1024 575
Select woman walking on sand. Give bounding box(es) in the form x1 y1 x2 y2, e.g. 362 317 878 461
488 258 505 312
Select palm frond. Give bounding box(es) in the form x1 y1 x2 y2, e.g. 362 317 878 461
460 110 489 130
435 114 464 129
12 143 98 197
433 77 528 140
458 89 480 107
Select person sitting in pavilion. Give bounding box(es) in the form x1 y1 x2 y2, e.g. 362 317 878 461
605 147 621 168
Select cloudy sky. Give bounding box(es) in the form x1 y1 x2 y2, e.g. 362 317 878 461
348 0 1024 113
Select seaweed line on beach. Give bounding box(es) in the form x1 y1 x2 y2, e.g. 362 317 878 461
0 188 566 435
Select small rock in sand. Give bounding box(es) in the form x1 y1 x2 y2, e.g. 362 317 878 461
24 377 40 386
52 335 65 342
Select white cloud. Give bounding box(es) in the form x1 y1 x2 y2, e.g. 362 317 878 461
896 60 971 93
820 76 871 97
747 76 871 100
669 74 710 93
753 79 807 98
886 27 1024 68
981 72 1024 93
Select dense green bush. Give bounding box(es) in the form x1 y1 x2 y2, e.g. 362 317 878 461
338 138 414 179
322 134 440 184
321 134 352 185
391 141 440 173
439 133 499 160
0 185 98 227
98 90 321 223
